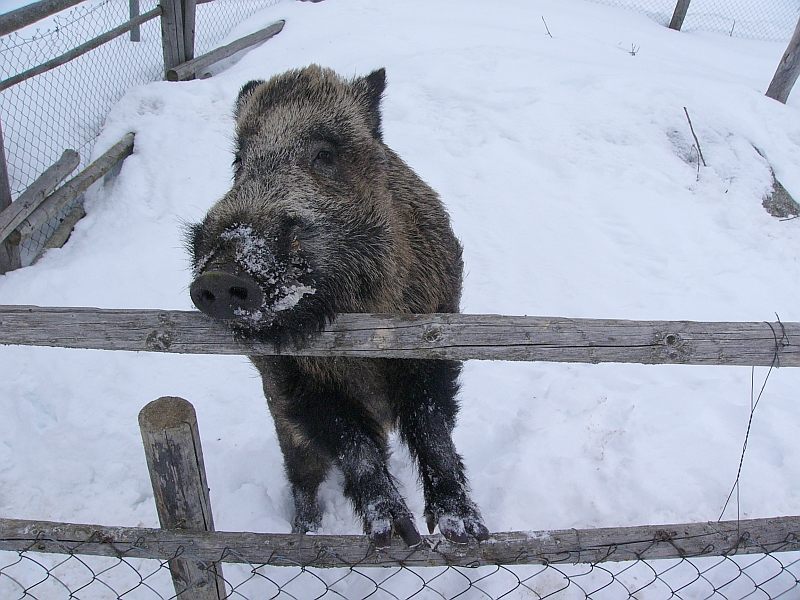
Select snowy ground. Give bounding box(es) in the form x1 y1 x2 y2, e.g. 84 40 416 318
1 0 800 597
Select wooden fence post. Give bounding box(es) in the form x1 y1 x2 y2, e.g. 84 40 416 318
159 0 185 74
182 0 196 61
139 397 226 599
0 118 20 274
129 0 141 42
669 0 691 31
766 16 800 104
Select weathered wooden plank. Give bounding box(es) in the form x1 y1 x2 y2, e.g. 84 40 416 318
36 203 85 258
0 0 84 37
0 118 19 274
1 515 798 568
0 306 797 367
668 0 692 31
166 20 284 81
0 149 79 245
12 134 134 241
139 398 225 598
766 16 800 104
0 9 163 92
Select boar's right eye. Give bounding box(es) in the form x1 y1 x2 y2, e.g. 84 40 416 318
310 141 339 176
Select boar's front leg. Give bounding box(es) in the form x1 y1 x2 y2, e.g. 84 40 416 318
392 360 490 543
273 361 422 548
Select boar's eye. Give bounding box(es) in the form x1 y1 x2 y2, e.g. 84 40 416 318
310 141 339 176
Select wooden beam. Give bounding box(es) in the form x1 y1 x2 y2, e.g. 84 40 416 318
166 20 284 81
12 134 133 242
766 16 800 104
0 118 19 274
0 149 79 245
669 0 692 31
0 306 797 367
0 0 84 37
0 8 163 93
139 398 225 598
1 515 798 568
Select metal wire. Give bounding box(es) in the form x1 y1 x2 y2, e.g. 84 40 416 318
585 0 800 41
2 537 799 599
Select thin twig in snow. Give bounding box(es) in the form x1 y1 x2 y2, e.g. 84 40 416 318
542 16 553 38
683 107 707 167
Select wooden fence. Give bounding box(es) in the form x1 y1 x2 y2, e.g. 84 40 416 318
0 0 284 274
0 307 799 598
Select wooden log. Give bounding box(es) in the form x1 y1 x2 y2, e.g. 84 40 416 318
129 0 141 42
0 149 79 245
0 119 19 274
1 515 798 568
0 0 84 37
766 16 800 104
669 0 691 31
0 9 162 93
160 0 185 75
35 202 85 259
12 134 133 242
0 306 797 367
166 20 284 82
139 397 225 598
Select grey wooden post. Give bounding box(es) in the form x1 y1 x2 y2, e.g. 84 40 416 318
182 0 196 61
139 397 226 599
0 118 20 274
129 0 140 42
766 16 800 104
669 0 691 31
159 0 185 75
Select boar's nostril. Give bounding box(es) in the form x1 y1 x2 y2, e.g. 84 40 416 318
190 270 263 319
229 286 249 301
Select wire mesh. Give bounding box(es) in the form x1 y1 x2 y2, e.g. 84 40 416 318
1 531 799 599
0 0 278 266
585 0 800 41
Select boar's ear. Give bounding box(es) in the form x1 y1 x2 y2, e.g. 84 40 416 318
355 68 386 140
235 79 265 118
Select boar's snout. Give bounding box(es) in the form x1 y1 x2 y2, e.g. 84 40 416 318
190 269 263 320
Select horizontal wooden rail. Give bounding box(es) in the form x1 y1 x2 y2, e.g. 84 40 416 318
0 306 797 366
0 149 79 245
11 133 134 243
1 515 798 568
0 8 162 92
166 20 285 81
0 0 84 37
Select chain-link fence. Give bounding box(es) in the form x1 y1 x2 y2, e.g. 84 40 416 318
2 518 799 599
0 0 278 265
586 0 800 41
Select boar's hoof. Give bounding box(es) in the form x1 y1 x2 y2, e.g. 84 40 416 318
190 270 263 319
426 504 490 544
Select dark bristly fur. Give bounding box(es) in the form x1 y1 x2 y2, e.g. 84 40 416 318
188 65 488 546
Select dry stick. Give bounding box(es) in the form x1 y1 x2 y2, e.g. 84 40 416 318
683 107 706 167
541 16 553 38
